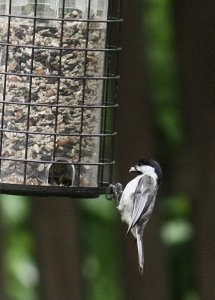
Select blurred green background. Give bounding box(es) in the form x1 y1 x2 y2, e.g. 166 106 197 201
0 0 215 299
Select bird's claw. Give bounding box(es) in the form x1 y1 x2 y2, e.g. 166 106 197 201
107 183 123 204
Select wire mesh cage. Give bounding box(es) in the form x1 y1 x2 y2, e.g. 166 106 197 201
0 0 122 196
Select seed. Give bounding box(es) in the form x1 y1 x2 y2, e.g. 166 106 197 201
56 137 70 147
0 11 106 187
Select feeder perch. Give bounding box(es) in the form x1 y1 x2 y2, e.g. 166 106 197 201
0 0 122 196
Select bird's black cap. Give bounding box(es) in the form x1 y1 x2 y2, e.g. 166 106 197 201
137 158 162 185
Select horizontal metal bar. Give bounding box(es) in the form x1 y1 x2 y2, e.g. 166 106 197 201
0 14 123 23
0 157 115 165
0 128 117 137
0 42 122 52
0 100 118 109
0 71 120 80
0 183 113 197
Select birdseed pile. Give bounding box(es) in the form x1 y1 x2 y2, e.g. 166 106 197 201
0 11 106 187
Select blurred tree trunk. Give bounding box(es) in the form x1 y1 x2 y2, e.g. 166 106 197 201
0 205 5 300
116 1 171 299
31 197 82 300
173 1 215 299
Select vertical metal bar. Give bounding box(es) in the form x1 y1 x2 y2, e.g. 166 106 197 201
109 0 122 185
98 0 114 187
97 8 111 187
99 0 113 186
24 0 38 184
0 0 12 178
77 0 91 187
50 0 66 186
97 82 106 186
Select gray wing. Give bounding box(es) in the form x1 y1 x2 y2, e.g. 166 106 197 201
127 175 156 234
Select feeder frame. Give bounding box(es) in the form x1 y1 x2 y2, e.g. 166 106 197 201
0 0 122 197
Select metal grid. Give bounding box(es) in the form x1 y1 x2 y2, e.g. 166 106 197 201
0 0 122 196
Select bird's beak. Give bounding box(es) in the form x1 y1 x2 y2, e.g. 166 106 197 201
129 166 137 172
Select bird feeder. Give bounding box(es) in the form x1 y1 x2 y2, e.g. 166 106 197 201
0 0 122 196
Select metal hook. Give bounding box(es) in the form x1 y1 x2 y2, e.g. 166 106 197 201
70 164 76 186
44 158 76 186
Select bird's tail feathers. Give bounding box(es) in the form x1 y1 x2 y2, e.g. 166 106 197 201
136 226 144 275
126 221 133 236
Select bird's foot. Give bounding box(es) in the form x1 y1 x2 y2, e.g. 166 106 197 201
107 183 123 204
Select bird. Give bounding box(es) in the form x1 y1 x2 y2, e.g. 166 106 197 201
117 158 162 274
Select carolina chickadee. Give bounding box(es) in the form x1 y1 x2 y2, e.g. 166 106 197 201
117 158 162 274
